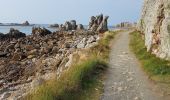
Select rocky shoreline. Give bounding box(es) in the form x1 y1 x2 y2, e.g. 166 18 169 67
0 14 109 99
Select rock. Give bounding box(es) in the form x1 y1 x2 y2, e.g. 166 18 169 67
32 27 52 36
97 16 109 33
70 20 77 30
77 24 84 30
64 21 72 31
12 53 21 61
31 77 45 88
138 0 170 59
25 45 34 51
52 46 58 53
22 21 30 26
88 14 109 33
27 55 35 59
87 36 96 43
1 28 26 40
1 92 11 99
77 38 87 48
50 24 59 28
0 52 8 57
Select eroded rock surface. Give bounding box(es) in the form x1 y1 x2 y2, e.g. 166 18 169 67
138 0 170 59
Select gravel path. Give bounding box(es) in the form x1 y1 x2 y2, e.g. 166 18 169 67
101 31 169 100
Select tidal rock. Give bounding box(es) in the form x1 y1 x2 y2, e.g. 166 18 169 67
32 27 52 36
22 21 30 26
64 21 72 31
70 20 77 30
77 24 84 30
50 24 59 28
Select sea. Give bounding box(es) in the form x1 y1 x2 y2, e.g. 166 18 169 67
0 24 114 35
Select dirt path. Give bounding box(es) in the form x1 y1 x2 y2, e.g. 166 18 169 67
101 31 169 100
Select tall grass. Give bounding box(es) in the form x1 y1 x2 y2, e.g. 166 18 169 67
26 31 117 100
130 31 170 82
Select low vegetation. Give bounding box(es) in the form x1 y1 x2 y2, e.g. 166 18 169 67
130 31 170 82
26 31 118 100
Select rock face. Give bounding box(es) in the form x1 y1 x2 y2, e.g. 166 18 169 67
138 0 170 59
88 14 109 33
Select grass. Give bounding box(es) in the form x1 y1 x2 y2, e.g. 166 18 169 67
26 31 118 100
130 31 170 83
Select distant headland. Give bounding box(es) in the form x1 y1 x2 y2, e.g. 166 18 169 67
0 21 34 26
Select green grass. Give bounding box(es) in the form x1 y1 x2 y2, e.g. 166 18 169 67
130 31 170 82
26 31 118 100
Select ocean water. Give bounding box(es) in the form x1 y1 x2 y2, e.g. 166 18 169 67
0 24 114 35
0 24 57 35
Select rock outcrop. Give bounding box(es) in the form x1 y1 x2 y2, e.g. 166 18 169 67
22 21 30 26
32 27 52 36
0 27 100 99
88 14 109 33
138 0 170 59
50 24 59 28
0 28 26 41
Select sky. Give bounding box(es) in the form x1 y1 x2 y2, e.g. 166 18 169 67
0 0 143 25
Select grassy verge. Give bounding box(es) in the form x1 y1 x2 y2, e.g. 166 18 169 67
26 31 118 100
130 31 170 83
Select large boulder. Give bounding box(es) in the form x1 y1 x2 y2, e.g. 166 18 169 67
77 24 84 30
22 21 30 26
70 20 77 30
32 27 52 36
64 21 72 31
50 24 59 28
1 28 26 40
88 14 109 33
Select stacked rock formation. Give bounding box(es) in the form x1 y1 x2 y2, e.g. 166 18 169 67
138 0 170 59
88 14 109 33
59 20 84 31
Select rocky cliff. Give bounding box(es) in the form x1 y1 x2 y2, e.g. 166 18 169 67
138 0 170 59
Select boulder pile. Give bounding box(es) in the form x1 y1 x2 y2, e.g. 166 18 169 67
0 14 109 99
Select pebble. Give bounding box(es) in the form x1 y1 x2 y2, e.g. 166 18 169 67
127 77 133 82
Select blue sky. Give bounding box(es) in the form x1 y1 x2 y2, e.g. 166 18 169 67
0 0 143 25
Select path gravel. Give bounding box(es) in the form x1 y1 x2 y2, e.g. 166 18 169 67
101 31 169 100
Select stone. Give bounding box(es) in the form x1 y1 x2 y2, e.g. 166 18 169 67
138 0 170 59
64 21 72 31
88 14 109 33
0 52 8 57
52 46 58 53
50 24 59 28
22 21 30 26
31 77 45 88
77 24 84 30
70 20 77 30
32 27 52 36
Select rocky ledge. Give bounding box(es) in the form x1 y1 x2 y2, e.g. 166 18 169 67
0 14 109 99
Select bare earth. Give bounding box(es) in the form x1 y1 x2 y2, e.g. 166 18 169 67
101 31 170 100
